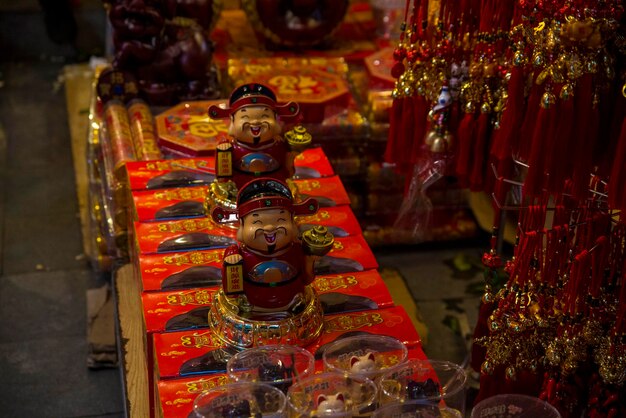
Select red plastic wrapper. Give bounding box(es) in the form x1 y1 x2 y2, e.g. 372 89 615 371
128 99 163 161
104 99 137 178
125 157 215 191
137 248 224 292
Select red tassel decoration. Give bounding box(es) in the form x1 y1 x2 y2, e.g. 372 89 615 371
385 97 405 164
517 80 542 162
609 116 626 212
571 74 598 200
545 92 574 194
469 110 492 191
491 66 525 162
523 100 554 198
455 110 476 186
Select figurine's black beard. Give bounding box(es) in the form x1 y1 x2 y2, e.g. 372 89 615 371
267 244 276 253
253 136 260 145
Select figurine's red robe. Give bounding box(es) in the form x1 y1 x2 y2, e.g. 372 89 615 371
222 242 313 309
218 137 289 189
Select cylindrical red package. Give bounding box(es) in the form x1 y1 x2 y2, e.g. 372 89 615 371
104 100 137 178
127 99 163 161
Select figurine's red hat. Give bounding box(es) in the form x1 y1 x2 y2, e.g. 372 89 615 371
208 83 299 120
211 178 318 223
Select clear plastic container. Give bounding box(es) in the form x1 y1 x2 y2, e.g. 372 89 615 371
372 400 463 417
470 394 562 418
227 345 315 393
287 372 378 417
378 359 467 416
322 334 408 382
192 381 287 418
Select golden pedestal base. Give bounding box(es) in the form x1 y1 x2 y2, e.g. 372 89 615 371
208 286 324 350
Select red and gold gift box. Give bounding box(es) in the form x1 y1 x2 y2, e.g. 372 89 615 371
153 328 233 380
297 205 362 238
133 218 237 255
313 270 394 314
142 287 218 334
316 235 378 275
125 158 215 191
364 47 396 89
227 57 351 123
132 186 209 222
308 305 422 369
155 100 228 157
293 176 351 207
156 373 229 418
138 248 224 292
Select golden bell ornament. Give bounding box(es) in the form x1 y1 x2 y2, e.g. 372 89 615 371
560 84 574 100
481 360 494 375
424 130 439 146
505 366 517 381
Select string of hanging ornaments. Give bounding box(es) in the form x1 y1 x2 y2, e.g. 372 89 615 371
386 0 626 417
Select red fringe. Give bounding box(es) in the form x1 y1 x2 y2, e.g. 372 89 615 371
410 95 431 167
491 66 525 161
384 97 405 164
517 82 542 161
571 75 597 199
469 111 491 191
523 105 553 198
400 96 417 175
609 116 626 212
546 95 574 194
455 111 476 187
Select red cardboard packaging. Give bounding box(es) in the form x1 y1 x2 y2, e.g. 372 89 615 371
142 287 218 334
307 305 422 361
132 186 209 222
133 218 237 255
293 176 351 207
153 329 235 380
125 158 215 191
156 373 229 418
315 235 378 275
297 205 362 238
313 270 394 314
138 248 224 292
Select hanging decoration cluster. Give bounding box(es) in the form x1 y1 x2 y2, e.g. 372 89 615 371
386 0 626 416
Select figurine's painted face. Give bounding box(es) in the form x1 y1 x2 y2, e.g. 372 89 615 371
230 105 281 146
239 208 296 253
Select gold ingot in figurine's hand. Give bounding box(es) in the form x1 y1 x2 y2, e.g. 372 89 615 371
285 126 312 151
302 225 334 256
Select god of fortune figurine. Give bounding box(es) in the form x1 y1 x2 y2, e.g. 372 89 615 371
207 84 311 210
209 178 333 348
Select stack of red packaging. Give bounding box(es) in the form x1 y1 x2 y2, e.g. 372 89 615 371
125 146 426 418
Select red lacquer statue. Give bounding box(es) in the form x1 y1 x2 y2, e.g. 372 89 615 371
211 178 333 314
